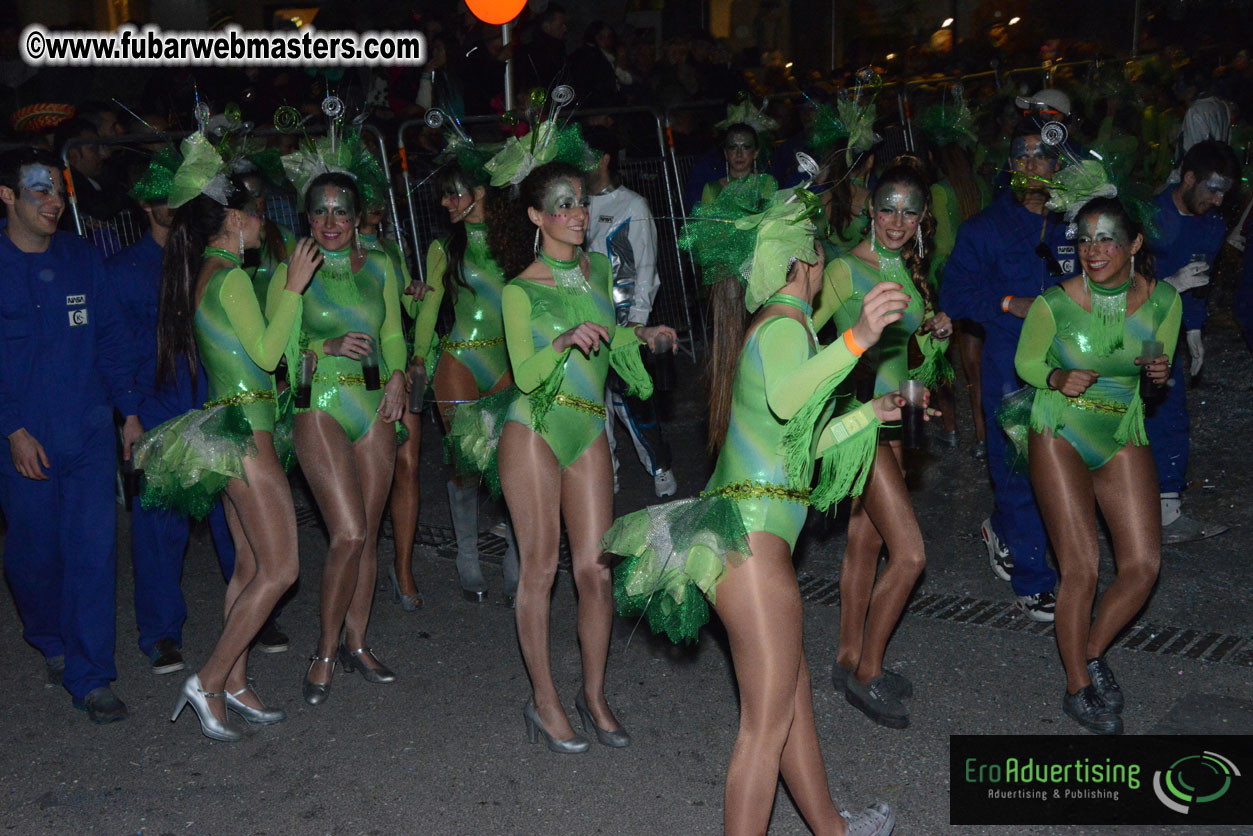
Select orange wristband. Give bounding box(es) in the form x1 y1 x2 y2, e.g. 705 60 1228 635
1001 295 1013 313
843 329 866 356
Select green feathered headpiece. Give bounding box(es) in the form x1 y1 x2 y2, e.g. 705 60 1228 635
680 182 824 313
1015 139 1159 239
426 108 495 188
484 118 598 187
919 100 977 149
129 146 183 204
281 130 388 211
715 94 780 136
809 97 879 163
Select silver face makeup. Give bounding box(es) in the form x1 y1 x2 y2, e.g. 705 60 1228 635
1203 174 1234 195
873 184 926 218
1076 212 1131 247
724 138 755 154
18 164 61 200
1011 136 1053 165
309 185 356 220
540 178 587 215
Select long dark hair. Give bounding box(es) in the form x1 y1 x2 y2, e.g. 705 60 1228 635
156 177 251 389
486 161 584 280
934 144 982 222
819 141 872 237
433 163 482 307
870 164 938 313
1073 196 1156 280
705 276 748 454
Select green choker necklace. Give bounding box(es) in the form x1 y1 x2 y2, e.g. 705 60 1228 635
764 292 817 343
202 247 242 267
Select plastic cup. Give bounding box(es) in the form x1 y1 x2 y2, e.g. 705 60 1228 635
362 342 381 391
651 334 675 391
899 379 927 450
295 350 315 408
408 364 428 413
1139 339 1165 402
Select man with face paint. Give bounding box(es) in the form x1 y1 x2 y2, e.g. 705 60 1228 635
0 147 141 723
109 159 237 676
941 119 1070 622
1146 139 1239 544
582 126 676 498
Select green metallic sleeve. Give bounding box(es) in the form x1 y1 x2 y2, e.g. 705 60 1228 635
409 239 447 360
225 266 298 372
1014 295 1059 390
379 253 408 375
502 282 565 393
759 316 858 420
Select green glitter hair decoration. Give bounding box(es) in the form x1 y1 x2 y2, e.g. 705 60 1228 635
129 146 183 204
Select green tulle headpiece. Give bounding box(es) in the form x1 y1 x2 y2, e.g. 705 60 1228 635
278 95 388 210
808 69 881 163
485 118 597 187
680 182 824 313
919 99 977 149
168 131 233 209
425 108 495 188
715 94 780 136
129 146 183 204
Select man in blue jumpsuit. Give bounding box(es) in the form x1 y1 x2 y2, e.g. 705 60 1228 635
0 147 141 723
1146 139 1239 543
941 120 1070 621
109 167 237 676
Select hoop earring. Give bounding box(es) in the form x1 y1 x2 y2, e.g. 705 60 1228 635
533 227 541 259
914 225 925 258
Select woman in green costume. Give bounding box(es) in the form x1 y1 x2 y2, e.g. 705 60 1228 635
412 163 520 603
268 171 408 705
700 123 778 206
239 168 296 309
487 161 675 754
812 164 951 731
603 180 903 835
139 150 320 740
1013 197 1177 735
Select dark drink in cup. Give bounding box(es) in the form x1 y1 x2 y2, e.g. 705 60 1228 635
363 343 381 391
295 350 315 409
1139 339 1164 403
651 334 675 391
408 364 427 413
899 379 926 451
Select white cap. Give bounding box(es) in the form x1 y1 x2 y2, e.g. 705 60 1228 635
1015 89 1072 117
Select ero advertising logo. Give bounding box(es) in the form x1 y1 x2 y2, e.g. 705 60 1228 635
950 735 1250 826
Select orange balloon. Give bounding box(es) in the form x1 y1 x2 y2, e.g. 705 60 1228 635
464 0 527 25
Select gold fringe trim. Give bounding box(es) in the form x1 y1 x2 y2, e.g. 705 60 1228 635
442 335 506 351
553 393 606 418
1069 395 1128 416
201 390 275 410
701 480 811 505
312 372 368 387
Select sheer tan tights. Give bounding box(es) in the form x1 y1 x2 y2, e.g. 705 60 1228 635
388 397 424 599
1029 431 1160 694
836 441 926 683
296 411 396 684
198 432 299 721
957 326 986 442
715 531 848 836
499 421 618 740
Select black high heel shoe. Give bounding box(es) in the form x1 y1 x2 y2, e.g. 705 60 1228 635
338 645 396 684
574 691 630 748
302 654 336 706
523 700 589 754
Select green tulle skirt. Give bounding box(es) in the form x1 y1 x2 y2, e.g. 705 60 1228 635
600 495 752 644
442 386 519 497
132 397 294 520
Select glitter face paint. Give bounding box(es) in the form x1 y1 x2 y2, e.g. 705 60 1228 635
537 177 588 249
1204 174 1234 195
309 185 358 251
18 164 59 197
724 129 758 178
1076 211 1133 283
872 183 924 251
873 184 926 218
11 164 65 234
540 178 588 216
440 175 477 223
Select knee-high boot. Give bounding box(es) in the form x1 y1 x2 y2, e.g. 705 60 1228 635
447 480 487 601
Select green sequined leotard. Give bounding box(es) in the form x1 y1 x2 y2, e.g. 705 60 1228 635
198 266 301 432
267 249 406 442
812 252 948 397
502 253 649 468
705 311 878 548
411 224 511 392
1015 280 1182 470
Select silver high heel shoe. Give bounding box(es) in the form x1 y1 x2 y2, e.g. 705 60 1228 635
523 700 589 754
388 564 422 612
574 691 630 748
338 645 396 684
303 654 336 705
171 673 242 742
225 678 286 725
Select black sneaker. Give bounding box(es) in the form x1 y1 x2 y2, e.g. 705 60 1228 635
832 662 913 700
1062 685 1121 735
981 517 1013 582
1015 590 1056 622
1086 657 1123 713
72 687 129 724
255 621 289 654
149 638 186 675
845 674 909 729
45 655 65 686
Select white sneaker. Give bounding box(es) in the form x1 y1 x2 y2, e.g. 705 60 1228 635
653 468 677 498
981 517 1013 582
1016 590 1057 622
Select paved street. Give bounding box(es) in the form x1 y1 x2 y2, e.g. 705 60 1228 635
2 322 1250 836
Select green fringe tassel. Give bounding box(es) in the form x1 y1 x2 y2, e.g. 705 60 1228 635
1087 277 1128 356
780 365 847 493
913 334 955 389
1114 392 1147 447
527 351 569 434
609 342 654 400
612 553 710 644
1030 386 1070 435
810 413 880 511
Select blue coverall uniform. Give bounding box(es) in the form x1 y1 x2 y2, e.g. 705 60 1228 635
1145 190 1225 496
107 232 235 658
941 191 1070 598
0 227 138 700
